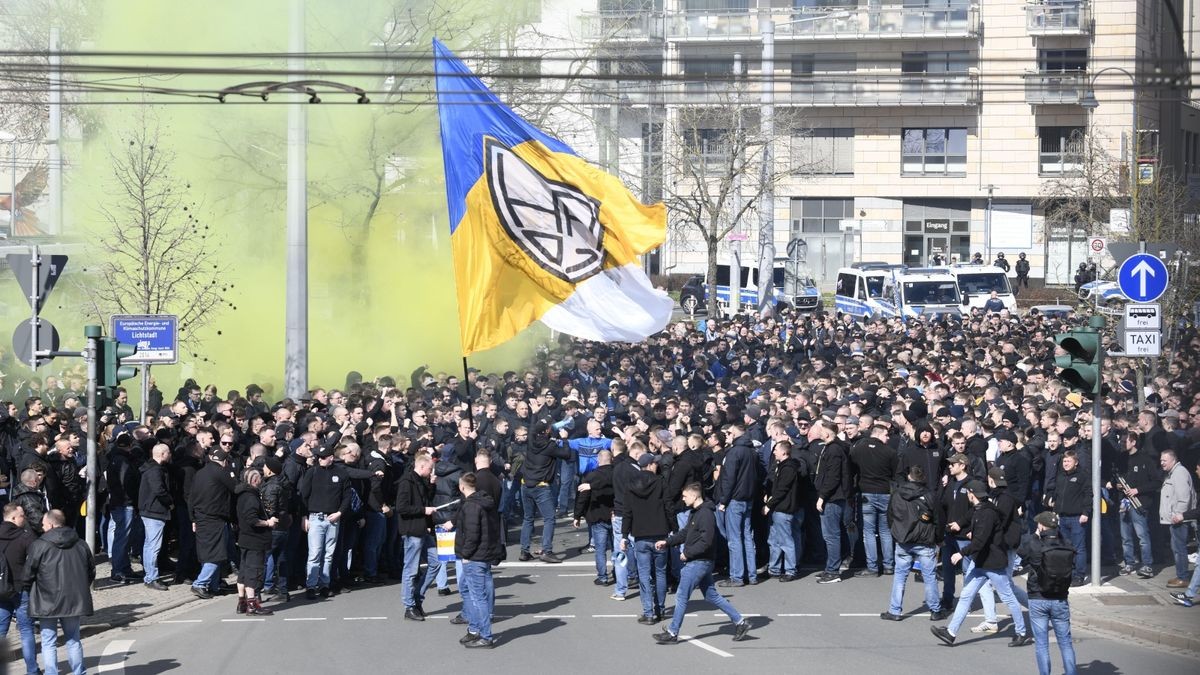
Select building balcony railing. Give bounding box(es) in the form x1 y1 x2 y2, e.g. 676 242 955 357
579 11 665 42
588 80 665 106
1024 71 1088 105
664 5 980 41
1025 2 1092 37
789 76 980 107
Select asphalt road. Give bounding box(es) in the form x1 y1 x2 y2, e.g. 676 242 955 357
75 518 1199 674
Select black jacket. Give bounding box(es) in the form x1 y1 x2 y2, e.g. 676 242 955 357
260 474 293 530
665 449 706 510
10 483 48 536
612 453 641 513
298 463 352 516
574 464 615 524
767 456 803 515
897 440 945 493
622 472 673 540
394 469 434 538
1116 447 1162 496
0 521 35 590
996 449 1032 503
939 475 972 535
137 461 173 521
960 500 1008 570
1017 529 1071 600
814 438 851 502
235 483 272 551
189 460 236 522
24 526 94 619
454 491 504 564
521 431 571 486
665 501 719 561
718 436 759 505
888 480 939 547
849 437 898 495
105 449 139 508
475 468 503 506
1052 466 1091 516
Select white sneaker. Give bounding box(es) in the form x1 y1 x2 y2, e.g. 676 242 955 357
1189 552 1198 565
970 621 999 634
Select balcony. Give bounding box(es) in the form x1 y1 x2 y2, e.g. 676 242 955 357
789 76 980 107
664 5 980 42
1026 2 1092 37
588 80 665 106
579 11 665 42
1024 71 1088 105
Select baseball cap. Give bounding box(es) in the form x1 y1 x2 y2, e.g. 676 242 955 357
637 453 659 468
1035 511 1059 529
208 448 230 462
987 466 1007 487
948 453 969 466
964 480 989 499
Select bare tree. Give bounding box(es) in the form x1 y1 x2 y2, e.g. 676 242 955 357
1038 127 1126 239
84 111 232 355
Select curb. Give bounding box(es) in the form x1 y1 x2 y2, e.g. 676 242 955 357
1074 613 1200 654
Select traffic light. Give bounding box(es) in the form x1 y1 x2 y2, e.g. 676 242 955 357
1054 329 1102 394
98 336 138 396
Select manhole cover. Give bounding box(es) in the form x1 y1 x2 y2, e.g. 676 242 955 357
1096 595 1160 606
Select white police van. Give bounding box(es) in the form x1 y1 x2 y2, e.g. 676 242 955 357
835 263 962 321
895 268 964 319
681 259 821 317
949 263 1018 313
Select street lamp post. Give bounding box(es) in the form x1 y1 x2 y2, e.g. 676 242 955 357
0 130 15 238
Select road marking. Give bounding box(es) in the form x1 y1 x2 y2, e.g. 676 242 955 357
221 618 266 622
678 635 734 658
839 613 879 617
533 614 576 619
344 616 387 621
96 639 134 674
778 613 822 617
282 617 326 622
499 561 594 567
557 573 596 577
592 614 637 618
713 613 759 617
161 619 203 624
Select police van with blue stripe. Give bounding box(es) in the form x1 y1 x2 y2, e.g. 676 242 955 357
680 258 821 316
835 262 963 321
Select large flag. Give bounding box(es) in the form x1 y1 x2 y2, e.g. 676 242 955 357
433 39 673 355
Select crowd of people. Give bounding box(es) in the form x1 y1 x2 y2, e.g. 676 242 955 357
0 300 1197 669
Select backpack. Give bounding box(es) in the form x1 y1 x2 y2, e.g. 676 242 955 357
889 487 936 546
1034 538 1075 596
0 551 15 601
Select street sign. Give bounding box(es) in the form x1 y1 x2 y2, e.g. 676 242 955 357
727 232 748 242
12 321 59 368
6 253 68 312
1123 330 1161 357
1117 253 1169 303
1124 303 1160 330
1088 237 1106 255
111 315 178 364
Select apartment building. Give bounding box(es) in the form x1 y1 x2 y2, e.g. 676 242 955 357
571 0 1198 288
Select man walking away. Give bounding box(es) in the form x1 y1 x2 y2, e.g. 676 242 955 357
235 469 278 616
1019 512 1078 675
652 483 751 644
622 453 673 624
574 450 615 586
454 473 504 649
137 443 173 591
0 503 38 675
25 509 94 675
881 466 946 621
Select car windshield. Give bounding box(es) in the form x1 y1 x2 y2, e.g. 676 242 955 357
865 276 886 298
957 272 1011 295
902 281 960 305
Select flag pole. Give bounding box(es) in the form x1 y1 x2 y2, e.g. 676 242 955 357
461 355 475 432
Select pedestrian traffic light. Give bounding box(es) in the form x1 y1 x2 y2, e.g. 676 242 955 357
99 336 139 393
1054 329 1102 394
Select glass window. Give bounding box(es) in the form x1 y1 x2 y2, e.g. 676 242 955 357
1038 49 1087 72
794 128 854 175
793 198 852 234
864 276 886 298
1039 126 1084 175
956 272 1012 295
835 273 856 296
902 128 968 175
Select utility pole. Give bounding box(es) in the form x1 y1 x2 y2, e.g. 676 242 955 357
757 13 776 314
284 0 309 400
984 184 996 261
48 26 62 236
730 52 743 316
84 324 100 553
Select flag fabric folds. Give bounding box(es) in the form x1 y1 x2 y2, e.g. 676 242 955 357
433 39 673 355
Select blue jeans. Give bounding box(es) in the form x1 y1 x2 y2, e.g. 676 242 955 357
461 560 495 640
820 499 846 574
556 458 576 515
589 521 612 581
889 543 941 615
948 566 1027 636
634 538 667 617
1058 516 1087 576
0 590 37 674
1119 506 1153 567
725 500 757 583
861 493 894 571
140 516 167 583
1170 522 1191 580
193 562 220 593
767 511 802 575
669 510 690 582
1186 557 1200 599
40 616 84 675
107 504 134 576
362 511 386 577
520 485 556 554
264 529 289 591
305 513 339 589
611 515 634 595
667 559 742 637
401 534 440 608
1030 598 1077 675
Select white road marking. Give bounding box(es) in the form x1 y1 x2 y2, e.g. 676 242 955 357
712 613 759 617
678 635 734 658
282 617 326 621
221 618 265 622
533 614 576 619
839 613 879 617
96 639 135 674
344 616 387 621
161 619 203 624
778 613 822 617
557 573 596 577
499 561 594 567
592 614 637 618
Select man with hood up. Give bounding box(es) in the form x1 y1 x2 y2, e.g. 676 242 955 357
25 509 95 675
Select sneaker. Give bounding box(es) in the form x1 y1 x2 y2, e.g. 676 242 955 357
518 550 533 562
779 573 798 583
637 614 660 625
653 630 679 644
1009 633 1033 647
1167 578 1188 588
449 613 467 625
404 608 425 622
733 619 751 641
929 609 950 621
304 588 318 601
882 568 894 576
146 580 169 591
879 612 903 622
1136 566 1154 579
839 557 852 572
459 631 480 644
1118 563 1136 576
854 569 880 578
816 572 841 584
318 586 331 598
438 587 453 597
609 592 626 601
970 621 999 634
463 637 496 649
191 586 213 600
539 552 562 564
1171 592 1195 608
717 579 745 588
930 625 956 646
1011 565 1026 576
582 544 596 554
1070 575 1089 588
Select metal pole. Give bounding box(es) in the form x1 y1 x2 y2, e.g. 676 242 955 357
284 0 309 400
1130 95 1139 236
28 246 40 369
48 26 62 236
731 52 743 316
84 324 100 553
984 185 994 261
9 141 16 238
1090 362 1102 587
757 15 775 314
140 366 151 424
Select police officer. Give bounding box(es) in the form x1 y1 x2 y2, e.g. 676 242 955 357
994 252 1010 273
1015 252 1031 291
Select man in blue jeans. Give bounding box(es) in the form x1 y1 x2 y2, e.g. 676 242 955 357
764 441 804 581
813 421 850 584
453 472 504 648
1159 449 1196 588
518 419 572 563
395 453 443 621
622 452 673 623
849 423 897 577
27 509 95 675
1019 511 1078 675
137 443 173 592
717 423 759 586
0 503 39 675
652 482 751 644
573 450 615 585
880 465 947 621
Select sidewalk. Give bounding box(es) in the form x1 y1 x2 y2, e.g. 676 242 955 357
1068 567 1200 654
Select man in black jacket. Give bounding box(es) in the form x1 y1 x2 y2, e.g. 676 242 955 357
621 453 673 624
881 465 945 621
610 439 642 600
137 443 172 591
1019 511 1078 674
1112 431 1160 578
298 446 351 600
652 482 751 644
454 473 504 649
574 450 615 585
105 433 139 584
931 481 1030 647
764 440 803 581
25 509 94 675
718 423 759 586
814 421 850 584
850 423 899 577
1051 450 1091 585
190 448 237 599
260 456 293 600
0 502 38 674
395 453 442 621
994 429 1032 508
235 468 278 616
519 417 571 563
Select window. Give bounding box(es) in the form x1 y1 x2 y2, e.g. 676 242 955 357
793 198 853 234
684 0 749 10
835 272 857 297
1038 49 1087 72
1039 126 1084 175
684 128 730 170
792 53 856 102
901 51 970 75
902 128 967 175
794 128 854 175
600 0 663 10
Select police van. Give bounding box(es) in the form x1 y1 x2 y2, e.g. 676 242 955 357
949 263 1018 313
895 268 964 319
835 263 963 321
680 259 821 316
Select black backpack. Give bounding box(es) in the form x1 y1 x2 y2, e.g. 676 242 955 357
1034 538 1075 596
0 549 15 601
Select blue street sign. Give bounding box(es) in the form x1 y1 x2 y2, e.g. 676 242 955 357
111 314 178 364
1117 253 1169 303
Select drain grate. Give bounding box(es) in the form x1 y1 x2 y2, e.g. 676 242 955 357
1095 594 1160 606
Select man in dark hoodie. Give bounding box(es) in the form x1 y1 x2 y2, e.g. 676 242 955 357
881 465 946 621
0 503 38 675
1020 511 1078 674
454 472 504 649
235 468 277 616
574 450 615 586
25 509 94 675
718 422 760 586
137 443 173 591
518 417 571 563
621 451 673 624
814 420 850 584
764 440 803 581
652 482 751 645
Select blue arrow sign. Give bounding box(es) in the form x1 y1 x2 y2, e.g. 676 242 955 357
1117 253 1169 303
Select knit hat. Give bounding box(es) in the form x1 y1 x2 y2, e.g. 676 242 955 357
264 457 284 476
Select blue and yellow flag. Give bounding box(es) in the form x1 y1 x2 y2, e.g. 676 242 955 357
434 39 673 355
